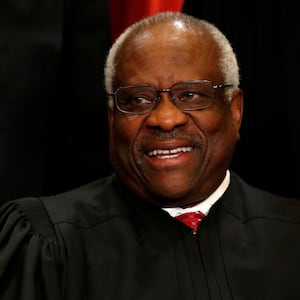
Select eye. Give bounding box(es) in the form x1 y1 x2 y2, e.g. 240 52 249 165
180 91 197 100
118 93 153 106
131 96 153 105
178 90 210 102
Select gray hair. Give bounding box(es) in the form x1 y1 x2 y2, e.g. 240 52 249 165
104 11 240 107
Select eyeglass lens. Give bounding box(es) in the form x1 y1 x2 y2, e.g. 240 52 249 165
116 81 215 114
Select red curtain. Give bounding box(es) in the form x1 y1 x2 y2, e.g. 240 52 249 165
109 0 184 42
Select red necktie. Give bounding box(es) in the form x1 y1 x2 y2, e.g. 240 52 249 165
176 211 205 234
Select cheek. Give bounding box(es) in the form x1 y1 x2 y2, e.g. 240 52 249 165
109 116 137 176
109 114 145 155
111 115 136 139
191 109 238 148
192 110 225 134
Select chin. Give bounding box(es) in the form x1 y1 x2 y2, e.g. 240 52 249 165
144 185 195 207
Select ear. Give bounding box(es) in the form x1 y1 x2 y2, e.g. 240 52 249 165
230 88 244 139
107 105 114 130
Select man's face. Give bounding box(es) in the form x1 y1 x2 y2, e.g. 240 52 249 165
108 23 243 207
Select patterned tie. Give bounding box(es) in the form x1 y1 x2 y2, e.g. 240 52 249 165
176 211 206 234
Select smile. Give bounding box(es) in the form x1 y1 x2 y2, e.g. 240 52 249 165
147 147 193 159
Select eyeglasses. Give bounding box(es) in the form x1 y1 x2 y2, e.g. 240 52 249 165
107 80 233 115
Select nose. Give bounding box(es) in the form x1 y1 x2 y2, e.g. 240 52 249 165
145 93 188 131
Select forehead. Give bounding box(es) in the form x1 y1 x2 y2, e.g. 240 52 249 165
114 21 221 86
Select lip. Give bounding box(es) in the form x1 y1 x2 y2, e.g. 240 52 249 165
143 140 195 169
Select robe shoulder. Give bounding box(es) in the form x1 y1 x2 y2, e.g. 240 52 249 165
0 197 62 299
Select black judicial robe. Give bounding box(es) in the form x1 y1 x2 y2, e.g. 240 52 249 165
0 172 299 299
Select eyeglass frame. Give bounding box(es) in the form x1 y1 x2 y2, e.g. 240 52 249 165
107 80 234 115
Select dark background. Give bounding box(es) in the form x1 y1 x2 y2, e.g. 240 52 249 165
0 0 112 204
0 0 299 205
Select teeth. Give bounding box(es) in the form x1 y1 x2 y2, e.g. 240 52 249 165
148 147 192 158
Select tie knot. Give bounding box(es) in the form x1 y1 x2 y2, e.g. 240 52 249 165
175 211 205 234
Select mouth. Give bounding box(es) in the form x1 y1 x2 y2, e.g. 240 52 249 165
147 146 193 159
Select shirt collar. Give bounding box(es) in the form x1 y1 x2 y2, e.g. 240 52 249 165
162 170 230 218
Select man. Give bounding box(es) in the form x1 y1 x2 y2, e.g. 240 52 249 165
0 12 299 300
